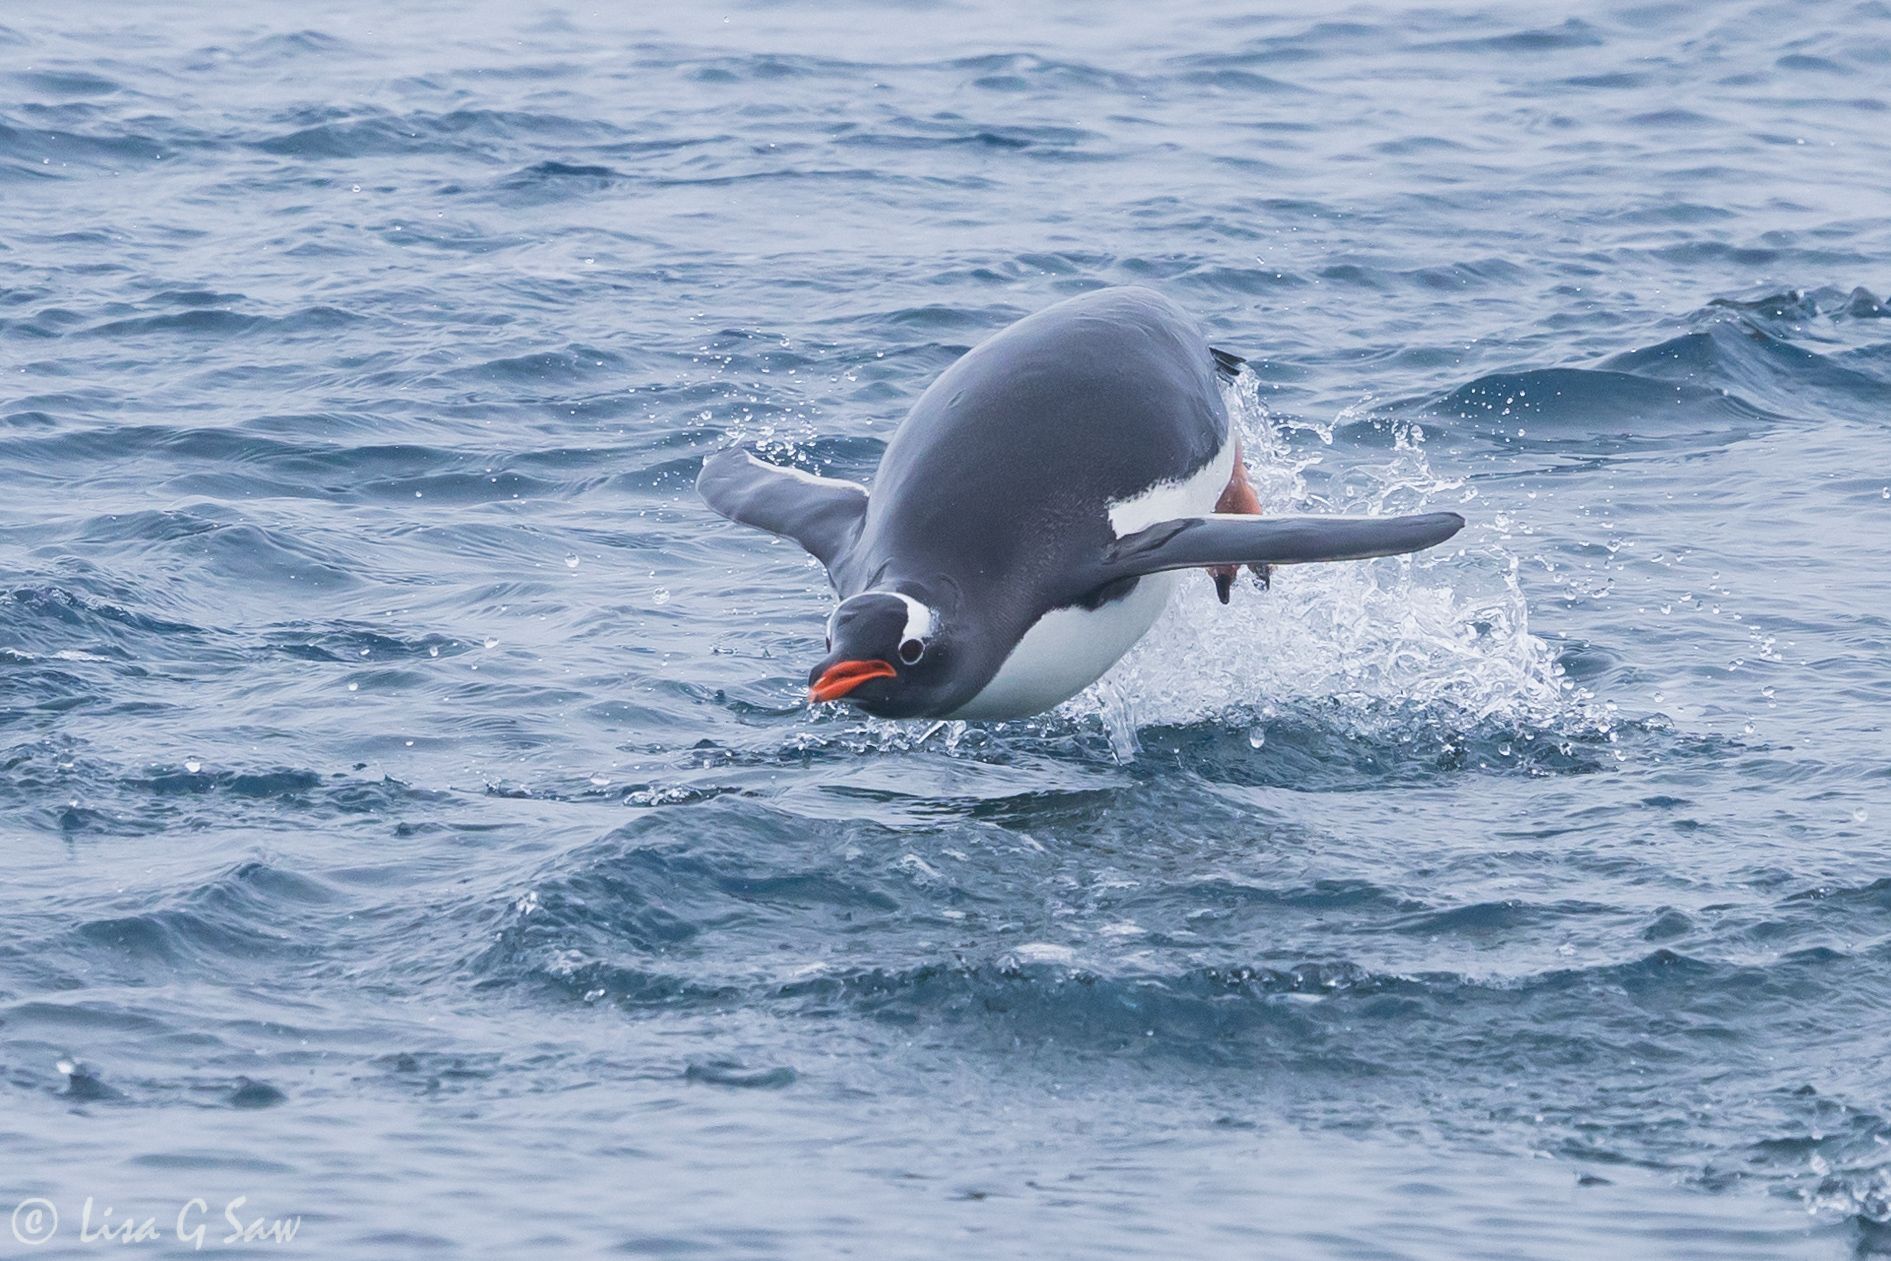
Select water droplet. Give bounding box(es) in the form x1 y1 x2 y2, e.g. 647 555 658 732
1854 808 1870 824
184 760 202 774
483 637 498 649
652 588 671 605
589 775 610 787
346 681 359 692
564 554 580 569
1247 728 1266 750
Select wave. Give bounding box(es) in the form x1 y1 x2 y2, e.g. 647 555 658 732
1429 365 1778 439
7 860 337 998
0 113 211 179
0 583 206 656
477 816 1862 1068
1417 286 1891 450
10 69 121 98
253 106 618 160
0 730 454 837
1426 18 1606 53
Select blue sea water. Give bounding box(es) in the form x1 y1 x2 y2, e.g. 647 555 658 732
3 0 1891 1255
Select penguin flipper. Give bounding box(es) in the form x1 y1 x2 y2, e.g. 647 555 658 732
697 448 867 570
1099 511 1464 578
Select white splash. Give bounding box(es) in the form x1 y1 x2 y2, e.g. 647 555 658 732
1069 374 1602 741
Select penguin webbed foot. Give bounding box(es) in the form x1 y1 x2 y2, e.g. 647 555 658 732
1209 563 1270 604
1205 440 1272 604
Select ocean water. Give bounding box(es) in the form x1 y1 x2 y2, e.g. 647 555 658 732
3 0 1890 1255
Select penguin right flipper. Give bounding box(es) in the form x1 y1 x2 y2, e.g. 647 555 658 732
1098 511 1464 579
697 448 867 570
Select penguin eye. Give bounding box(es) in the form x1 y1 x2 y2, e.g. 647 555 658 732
898 637 925 665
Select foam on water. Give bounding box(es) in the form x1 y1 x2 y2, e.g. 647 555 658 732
1073 372 1605 746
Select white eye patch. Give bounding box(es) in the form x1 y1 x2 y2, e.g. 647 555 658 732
890 592 933 642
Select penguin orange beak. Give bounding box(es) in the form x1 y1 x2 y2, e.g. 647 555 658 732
808 658 897 703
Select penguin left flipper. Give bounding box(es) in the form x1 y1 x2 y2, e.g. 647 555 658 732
1099 511 1465 580
697 448 868 571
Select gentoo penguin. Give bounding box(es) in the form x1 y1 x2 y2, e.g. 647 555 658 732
698 286 1463 720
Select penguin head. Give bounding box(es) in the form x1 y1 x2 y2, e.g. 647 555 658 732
808 590 951 719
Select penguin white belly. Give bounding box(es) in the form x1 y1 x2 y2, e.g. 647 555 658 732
946 571 1178 720
946 433 1238 722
